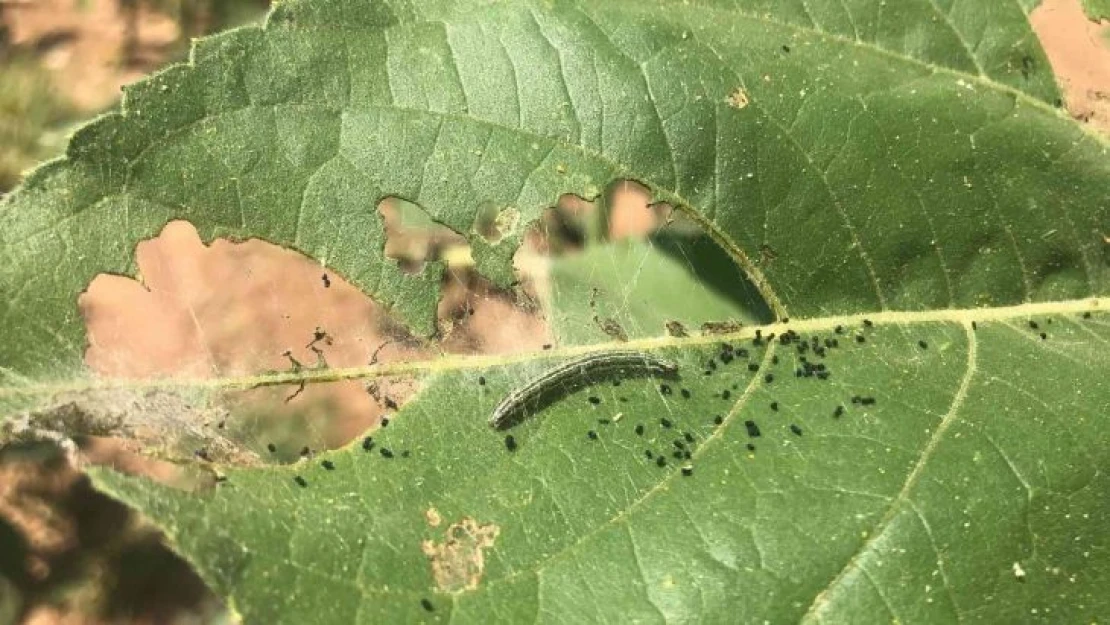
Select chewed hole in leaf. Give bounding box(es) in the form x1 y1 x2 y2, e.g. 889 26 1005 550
78 220 428 465
526 180 773 343
378 197 468 275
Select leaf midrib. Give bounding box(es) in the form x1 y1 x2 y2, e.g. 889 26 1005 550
2 297 1100 400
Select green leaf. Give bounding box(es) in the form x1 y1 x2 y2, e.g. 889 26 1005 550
2 0 1109 623
1080 0 1110 21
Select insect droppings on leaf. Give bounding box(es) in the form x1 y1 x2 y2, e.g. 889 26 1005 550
660 418 673 428
745 420 761 437
380 448 394 458
321 460 335 470
421 599 434 612
294 476 307 487
918 340 928 349
504 435 517 452
790 424 803 436
362 437 374 451
587 430 598 440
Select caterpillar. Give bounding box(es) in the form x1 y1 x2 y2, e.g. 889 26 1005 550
489 350 679 430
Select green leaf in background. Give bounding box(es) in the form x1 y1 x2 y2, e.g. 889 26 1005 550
2 0 1109 623
1081 0 1110 20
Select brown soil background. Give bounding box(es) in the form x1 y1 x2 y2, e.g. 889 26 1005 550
1 0 1108 623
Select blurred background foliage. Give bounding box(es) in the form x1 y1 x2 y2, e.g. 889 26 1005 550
0 0 269 195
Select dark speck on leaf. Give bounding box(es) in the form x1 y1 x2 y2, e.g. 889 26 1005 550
588 396 601 405
381 417 390 427
855 335 866 344
504 435 517 452
918 340 928 349
1083 312 1092 319
478 376 486 386
656 456 667 467
543 343 552 350
684 432 695 443
421 599 434 612
745 420 761 437
660 384 673 395
681 388 691 399
972 321 978 330
746 443 756 452
645 450 654 459
764 373 774 384
681 466 694 477
1039 332 1047 340
770 402 779 411
294 476 307 487
834 405 845 418
267 443 277 453
748 363 760 372
790 424 803 436
635 424 645 435
321 460 335 470
721 390 732 400
321 273 331 288
863 319 873 327
660 418 673 429
300 446 311 457
362 437 374 451
1029 320 1039 330
714 415 724 425
380 448 394 458
587 430 599 440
